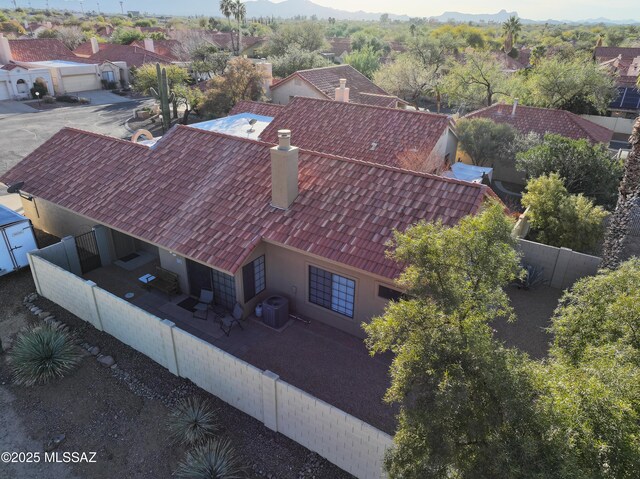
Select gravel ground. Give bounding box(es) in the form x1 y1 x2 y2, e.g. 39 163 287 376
0 270 352 479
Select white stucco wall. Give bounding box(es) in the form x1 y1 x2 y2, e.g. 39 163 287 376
270 78 327 105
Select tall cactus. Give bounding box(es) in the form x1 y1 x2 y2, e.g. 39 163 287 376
149 63 175 133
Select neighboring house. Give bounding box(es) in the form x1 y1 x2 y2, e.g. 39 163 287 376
269 64 406 108
75 38 174 74
323 37 352 63
596 47 640 117
0 126 492 337
130 39 182 61
0 37 126 94
229 100 285 117
461 102 614 183
0 63 53 100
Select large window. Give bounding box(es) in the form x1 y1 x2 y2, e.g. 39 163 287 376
211 269 236 310
378 285 406 302
242 255 265 302
309 266 355 318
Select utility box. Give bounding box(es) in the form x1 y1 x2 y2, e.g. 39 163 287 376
262 295 289 329
0 205 38 277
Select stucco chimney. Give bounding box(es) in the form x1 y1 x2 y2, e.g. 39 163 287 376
335 78 349 102
90 37 100 55
144 38 155 53
270 130 299 210
256 60 273 97
511 98 519 116
0 34 13 64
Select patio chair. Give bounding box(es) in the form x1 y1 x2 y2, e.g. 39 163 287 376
220 302 244 336
193 289 214 321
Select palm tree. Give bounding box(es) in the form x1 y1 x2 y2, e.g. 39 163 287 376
219 0 236 55
232 0 246 56
502 15 522 54
602 116 640 269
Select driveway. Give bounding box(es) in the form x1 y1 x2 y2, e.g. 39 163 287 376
68 90 135 105
0 100 152 175
0 101 38 115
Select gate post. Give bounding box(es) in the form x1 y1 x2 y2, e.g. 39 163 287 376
93 225 113 267
61 236 82 276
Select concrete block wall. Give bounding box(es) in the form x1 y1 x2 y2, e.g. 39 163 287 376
519 239 601 289
28 253 392 479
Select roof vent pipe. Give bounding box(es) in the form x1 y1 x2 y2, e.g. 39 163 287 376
512 98 519 116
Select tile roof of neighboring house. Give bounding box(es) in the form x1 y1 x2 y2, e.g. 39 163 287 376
87 44 174 67
465 103 613 144
595 46 640 62
0 126 490 280
357 92 405 108
260 97 453 168
326 37 352 57
271 64 392 105
8 39 80 62
73 41 113 57
0 63 34 71
130 39 182 60
229 100 285 117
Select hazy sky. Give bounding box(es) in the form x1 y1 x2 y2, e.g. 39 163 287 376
283 0 638 21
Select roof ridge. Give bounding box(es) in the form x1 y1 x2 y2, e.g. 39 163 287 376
289 96 451 119
58 127 151 148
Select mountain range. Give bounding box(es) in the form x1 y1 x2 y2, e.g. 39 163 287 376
3 0 638 24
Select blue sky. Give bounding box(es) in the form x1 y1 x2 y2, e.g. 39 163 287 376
278 0 638 21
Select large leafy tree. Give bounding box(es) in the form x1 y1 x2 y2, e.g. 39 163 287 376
516 134 623 209
442 50 511 109
374 54 438 108
364 203 571 478
344 46 380 79
521 173 608 253
267 22 328 57
268 45 331 78
456 118 517 166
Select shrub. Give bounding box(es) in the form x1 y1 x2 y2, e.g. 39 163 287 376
9 324 81 386
56 95 79 103
167 397 220 446
43 95 56 104
30 81 48 99
174 438 246 479
79 97 90 104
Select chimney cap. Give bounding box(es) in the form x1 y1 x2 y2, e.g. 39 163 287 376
339 78 347 86
277 129 292 149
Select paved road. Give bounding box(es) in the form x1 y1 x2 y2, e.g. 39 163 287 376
0 100 150 175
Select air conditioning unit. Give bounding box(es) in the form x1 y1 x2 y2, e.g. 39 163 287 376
262 295 289 329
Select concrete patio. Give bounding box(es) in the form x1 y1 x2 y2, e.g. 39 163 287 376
83 260 397 433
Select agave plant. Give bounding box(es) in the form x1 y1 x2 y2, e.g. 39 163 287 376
174 438 246 479
9 324 81 386
168 397 220 446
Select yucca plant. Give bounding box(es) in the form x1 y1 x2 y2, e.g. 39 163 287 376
174 438 246 479
9 324 81 386
168 397 220 446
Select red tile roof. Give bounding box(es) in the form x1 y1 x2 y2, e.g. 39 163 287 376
271 64 392 105
357 92 404 108
130 39 182 60
595 46 640 62
326 37 352 56
260 97 453 169
86 44 174 67
464 103 613 144
0 126 490 280
73 41 112 57
8 39 80 62
229 100 285 117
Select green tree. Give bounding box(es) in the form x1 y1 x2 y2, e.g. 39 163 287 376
521 173 608 252
516 134 622 208
373 52 440 108
344 46 380 79
502 15 522 54
111 27 145 45
364 204 572 478
267 22 328 56
231 0 246 55
442 50 510 109
350 31 389 54
219 0 236 53
173 84 204 125
518 54 617 113
269 45 331 78
456 118 517 166
133 63 190 95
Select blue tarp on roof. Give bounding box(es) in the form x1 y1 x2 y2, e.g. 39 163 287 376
0 204 28 228
449 162 493 183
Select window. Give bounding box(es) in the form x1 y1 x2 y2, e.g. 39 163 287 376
378 285 405 302
211 269 236 310
309 266 355 318
16 79 27 94
242 255 265 302
102 70 115 82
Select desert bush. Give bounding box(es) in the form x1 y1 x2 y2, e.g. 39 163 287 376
174 438 246 479
168 396 220 446
79 97 91 104
56 95 79 103
43 95 56 104
9 324 80 386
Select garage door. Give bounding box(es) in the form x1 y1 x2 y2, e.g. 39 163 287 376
61 74 99 93
0 81 10 100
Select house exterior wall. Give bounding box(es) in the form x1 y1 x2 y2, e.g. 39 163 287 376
0 67 54 99
271 79 327 105
456 148 526 185
158 248 190 294
21 196 96 238
432 127 458 164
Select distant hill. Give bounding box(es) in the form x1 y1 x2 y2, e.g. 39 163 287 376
244 0 410 21
428 9 517 23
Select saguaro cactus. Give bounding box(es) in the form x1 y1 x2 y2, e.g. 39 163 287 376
149 63 175 133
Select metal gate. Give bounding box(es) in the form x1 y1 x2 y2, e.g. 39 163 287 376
75 230 101 274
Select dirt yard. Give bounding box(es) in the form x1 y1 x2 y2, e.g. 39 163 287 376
0 270 352 479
